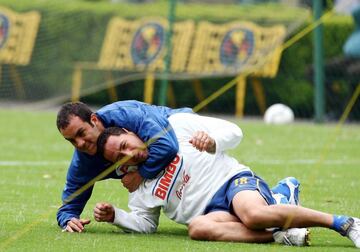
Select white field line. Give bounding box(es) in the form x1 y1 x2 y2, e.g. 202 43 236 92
238 159 360 165
0 159 359 167
0 161 69 166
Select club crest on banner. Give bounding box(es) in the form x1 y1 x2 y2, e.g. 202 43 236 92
220 28 254 69
131 22 165 66
0 14 9 49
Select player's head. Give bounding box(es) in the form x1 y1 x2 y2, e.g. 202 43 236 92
57 102 104 155
97 127 148 165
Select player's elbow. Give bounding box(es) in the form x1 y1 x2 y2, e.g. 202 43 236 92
233 126 243 145
168 141 178 158
121 222 157 234
138 219 158 234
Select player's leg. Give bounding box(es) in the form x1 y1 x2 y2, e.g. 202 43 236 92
188 210 310 246
231 175 360 247
188 172 309 246
233 190 334 229
188 211 273 243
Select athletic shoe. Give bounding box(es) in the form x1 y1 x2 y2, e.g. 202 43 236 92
273 228 310 246
347 217 360 248
272 192 289 205
271 177 300 205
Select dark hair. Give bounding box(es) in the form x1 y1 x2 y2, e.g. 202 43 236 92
56 102 93 130
97 127 126 156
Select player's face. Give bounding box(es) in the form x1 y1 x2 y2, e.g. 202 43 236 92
60 115 102 155
103 133 148 165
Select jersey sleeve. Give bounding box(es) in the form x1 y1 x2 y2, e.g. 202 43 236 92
56 180 94 229
170 114 243 154
112 194 161 233
97 104 178 179
204 116 243 153
56 153 94 229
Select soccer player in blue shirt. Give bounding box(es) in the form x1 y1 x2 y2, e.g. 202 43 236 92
56 100 192 232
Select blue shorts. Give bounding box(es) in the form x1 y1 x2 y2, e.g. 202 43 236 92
204 170 276 214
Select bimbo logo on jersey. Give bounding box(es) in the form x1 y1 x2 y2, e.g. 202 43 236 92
153 155 181 200
175 171 190 200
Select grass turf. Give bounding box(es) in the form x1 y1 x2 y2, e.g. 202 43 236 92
0 108 359 251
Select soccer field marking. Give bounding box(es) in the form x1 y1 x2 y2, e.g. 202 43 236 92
0 160 69 166
1 159 359 167
244 159 360 165
0 210 53 251
0 156 129 249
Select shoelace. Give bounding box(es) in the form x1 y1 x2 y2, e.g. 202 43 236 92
283 233 294 246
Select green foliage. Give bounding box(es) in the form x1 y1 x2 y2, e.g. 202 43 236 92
267 15 354 118
0 109 359 251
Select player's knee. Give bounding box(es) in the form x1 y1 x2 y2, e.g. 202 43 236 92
241 209 265 229
188 216 213 240
188 217 205 240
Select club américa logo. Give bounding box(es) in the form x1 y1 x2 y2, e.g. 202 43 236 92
0 13 9 49
220 28 254 69
131 22 165 66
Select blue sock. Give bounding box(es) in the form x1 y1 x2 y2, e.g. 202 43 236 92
331 215 353 236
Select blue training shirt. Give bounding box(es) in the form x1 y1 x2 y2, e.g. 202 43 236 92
57 100 193 228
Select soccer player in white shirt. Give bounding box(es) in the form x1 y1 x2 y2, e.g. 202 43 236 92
94 113 360 248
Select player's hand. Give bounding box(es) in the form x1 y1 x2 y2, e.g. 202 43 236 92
93 202 115 223
63 217 90 233
121 170 143 193
189 131 216 154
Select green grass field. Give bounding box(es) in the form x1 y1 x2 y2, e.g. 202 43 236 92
0 108 359 251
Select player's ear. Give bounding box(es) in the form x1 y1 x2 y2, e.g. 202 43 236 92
90 113 99 127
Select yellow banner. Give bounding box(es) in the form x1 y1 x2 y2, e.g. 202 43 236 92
98 17 194 72
0 6 40 65
187 21 285 77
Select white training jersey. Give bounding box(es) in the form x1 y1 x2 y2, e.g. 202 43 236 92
112 113 251 233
